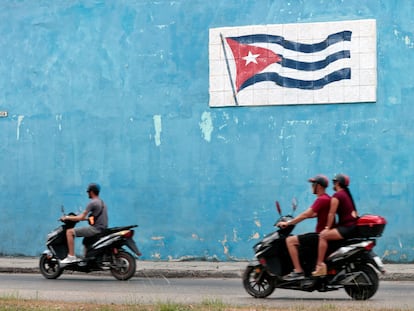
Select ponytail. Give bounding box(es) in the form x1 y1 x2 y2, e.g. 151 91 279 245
344 186 357 211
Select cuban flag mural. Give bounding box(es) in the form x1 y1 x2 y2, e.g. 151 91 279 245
209 19 376 107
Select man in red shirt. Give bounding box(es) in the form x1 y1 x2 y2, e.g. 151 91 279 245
277 175 331 280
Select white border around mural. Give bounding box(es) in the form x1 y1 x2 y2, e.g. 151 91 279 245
209 19 376 107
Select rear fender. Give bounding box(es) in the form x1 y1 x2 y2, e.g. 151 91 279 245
363 251 386 274
125 238 141 257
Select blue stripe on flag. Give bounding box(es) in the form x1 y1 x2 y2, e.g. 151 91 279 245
228 31 352 53
281 50 350 71
240 68 351 90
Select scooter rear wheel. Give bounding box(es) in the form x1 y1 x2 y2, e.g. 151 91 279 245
110 250 136 281
344 264 379 300
242 265 275 298
39 254 63 279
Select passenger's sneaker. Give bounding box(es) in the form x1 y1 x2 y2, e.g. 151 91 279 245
283 271 305 281
60 255 79 264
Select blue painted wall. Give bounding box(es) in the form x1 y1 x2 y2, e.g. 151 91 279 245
0 0 413 262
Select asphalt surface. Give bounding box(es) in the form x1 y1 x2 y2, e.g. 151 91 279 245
0 257 413 280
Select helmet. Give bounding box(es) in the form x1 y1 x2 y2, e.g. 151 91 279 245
86 183 101 195
333 174 350 187
308 175 329 188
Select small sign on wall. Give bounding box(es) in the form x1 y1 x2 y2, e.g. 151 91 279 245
209 19 376 107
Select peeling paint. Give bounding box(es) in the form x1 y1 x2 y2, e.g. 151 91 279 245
340 122 349 135
192 233 204 241
151 235 165 247
254 220 261 227
151 236 164 240
151 252 161 259
153 115 162 146
249 232 260 240
199 111 213 142
404 35 411 46
17 115 24 140
217 135 227 142
56 114 62 131
393 28 413 48
220 235 229 255
278 127 285 139
232 228 238 242
286 120 313 125
218 123 227 130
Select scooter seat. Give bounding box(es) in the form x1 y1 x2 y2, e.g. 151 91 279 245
82 225 138 246
103 225 137 234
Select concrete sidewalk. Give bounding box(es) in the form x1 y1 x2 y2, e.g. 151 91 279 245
0 257 413 280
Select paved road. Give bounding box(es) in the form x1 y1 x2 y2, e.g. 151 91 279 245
1 257 414 280
0 273 413 309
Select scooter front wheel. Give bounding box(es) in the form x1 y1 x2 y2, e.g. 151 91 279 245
242 265 275 298
39 254 63 279
110 250 136 280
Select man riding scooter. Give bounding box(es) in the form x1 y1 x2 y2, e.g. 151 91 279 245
60 183 108 264
277 175 331 280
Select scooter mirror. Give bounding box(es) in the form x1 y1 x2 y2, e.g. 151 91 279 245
275 201 282 215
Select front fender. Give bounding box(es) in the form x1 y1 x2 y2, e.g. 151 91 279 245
247 260 261 268
42 249 53 256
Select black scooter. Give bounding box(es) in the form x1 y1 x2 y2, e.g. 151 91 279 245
39 208 141 280
243 201 386 300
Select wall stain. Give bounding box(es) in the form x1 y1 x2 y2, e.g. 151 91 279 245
220 235 229 256
199 111 213 142
17 115 24 140
153 115 162 146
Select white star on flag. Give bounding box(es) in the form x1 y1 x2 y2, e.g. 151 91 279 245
242 51 260 65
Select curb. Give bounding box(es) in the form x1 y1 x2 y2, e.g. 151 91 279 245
0 266 413 281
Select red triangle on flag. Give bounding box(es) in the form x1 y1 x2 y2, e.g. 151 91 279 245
226 38 281 91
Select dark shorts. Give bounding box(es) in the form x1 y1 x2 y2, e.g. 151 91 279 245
298 232 319 245
337 225 357 239
74 226 100 238
297 232 319 276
